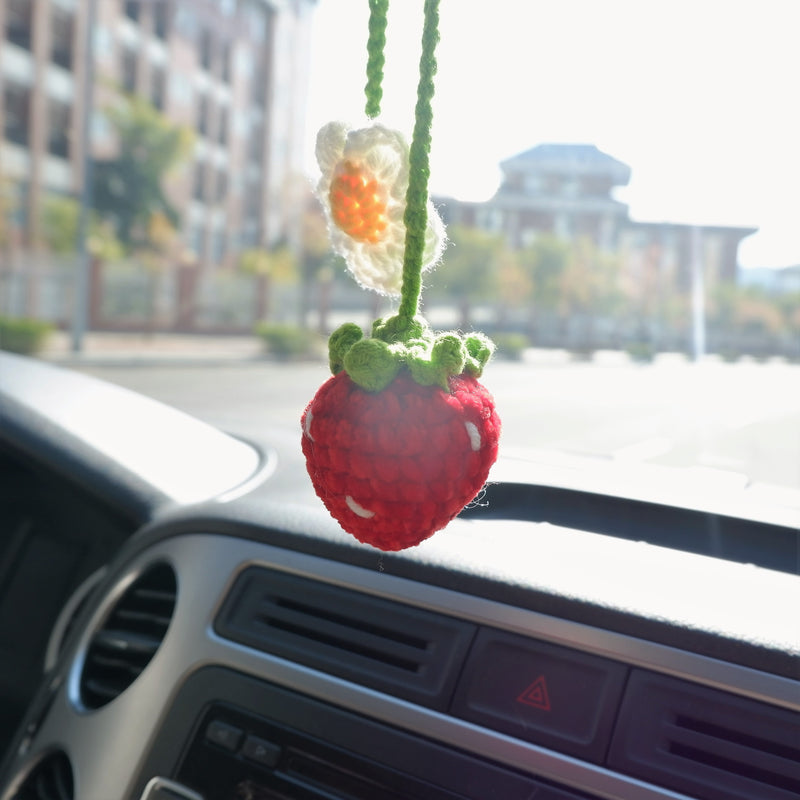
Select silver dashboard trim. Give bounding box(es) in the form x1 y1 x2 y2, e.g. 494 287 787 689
7 532 798 800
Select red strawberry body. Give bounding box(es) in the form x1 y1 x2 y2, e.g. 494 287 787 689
301 370 501 551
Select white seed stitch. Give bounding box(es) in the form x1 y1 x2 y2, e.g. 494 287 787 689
303 409 314 440
345 495 375 518
464 421 481 451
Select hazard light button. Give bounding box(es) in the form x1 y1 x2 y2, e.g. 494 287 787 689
451 629 628 763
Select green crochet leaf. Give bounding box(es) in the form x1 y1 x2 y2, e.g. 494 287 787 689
343 337 400 392
329 322 364 374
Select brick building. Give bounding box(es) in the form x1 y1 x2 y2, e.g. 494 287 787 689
0 0 316 267
437 143 756 293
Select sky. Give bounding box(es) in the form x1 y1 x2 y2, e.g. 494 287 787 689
304 0 800 270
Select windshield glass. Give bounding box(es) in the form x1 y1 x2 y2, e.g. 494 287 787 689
2 0 798 506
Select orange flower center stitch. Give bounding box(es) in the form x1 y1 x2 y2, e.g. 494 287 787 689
329 160 388 244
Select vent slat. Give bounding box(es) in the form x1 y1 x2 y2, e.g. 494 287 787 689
79 563 176 710
665 724 800 791
91 628 163 656
16 751 73 800
115 608 173 628
609 670 800 800
215 567 476 711
85 651 148 676
255 607 430 670
82 677 132 702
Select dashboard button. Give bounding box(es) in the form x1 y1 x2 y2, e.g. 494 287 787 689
451 629 628 762
241 734 281 768
205 719 243 752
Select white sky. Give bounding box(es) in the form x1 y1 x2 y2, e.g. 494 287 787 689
304 0 800 270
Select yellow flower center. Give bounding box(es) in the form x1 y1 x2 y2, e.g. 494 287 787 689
329 160 389 244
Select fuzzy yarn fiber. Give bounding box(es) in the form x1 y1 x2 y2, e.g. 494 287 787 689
301 370 500 551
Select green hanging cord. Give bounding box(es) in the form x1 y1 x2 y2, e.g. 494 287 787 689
365 0 389 119
398 0 440 322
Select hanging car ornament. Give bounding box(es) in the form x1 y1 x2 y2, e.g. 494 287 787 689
301 0 501 551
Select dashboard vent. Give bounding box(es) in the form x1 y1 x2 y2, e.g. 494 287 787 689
609 670 800 800
79 562 177 710
215 567 476 710
11 751 73 800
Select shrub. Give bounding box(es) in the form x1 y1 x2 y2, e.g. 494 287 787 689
0 316 53 355
255 322 322 360
492 332 529 361
625 340 655 363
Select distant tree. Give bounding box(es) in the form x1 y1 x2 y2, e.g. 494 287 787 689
297 201 334 331
517 234 570 334
430 225 502 329
240 243 296 321
559 237 623 340
41 194 123 260
495 247 533 329
0 174 17 251
93 95 193 252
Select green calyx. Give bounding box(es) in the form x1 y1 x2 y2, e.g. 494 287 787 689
328 315 495 393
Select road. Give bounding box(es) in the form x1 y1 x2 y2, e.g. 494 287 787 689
74 356 800 503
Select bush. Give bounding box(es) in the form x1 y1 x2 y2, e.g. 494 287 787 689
492 332 529 361
255 322 322 360
625 340 655 363
0 316 53 355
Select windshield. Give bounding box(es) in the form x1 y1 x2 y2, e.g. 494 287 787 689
1 0 798 507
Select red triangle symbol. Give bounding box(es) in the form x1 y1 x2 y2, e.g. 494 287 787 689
516 675 551 711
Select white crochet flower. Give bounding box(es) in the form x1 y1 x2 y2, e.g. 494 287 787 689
315 121 445 296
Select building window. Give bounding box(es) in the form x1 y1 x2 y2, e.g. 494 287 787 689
6 0 33 50
215 170 227 203
197 95 209 137
51 7 75 69
220 42 231 83
200 29 213 71
193 162 206 202
248 124 264 162
3 82 30 146
244 180 261 223
210 230 225 263
153 2 170 39
251 59 267 107
121 47 137 93
217 107 228 146
151 66 166 110
124 1 140 22
47 99 71 158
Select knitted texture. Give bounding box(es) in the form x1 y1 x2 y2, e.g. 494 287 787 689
315 121 445 296
364 0 388 118
399 0 440 319
302 370 500 551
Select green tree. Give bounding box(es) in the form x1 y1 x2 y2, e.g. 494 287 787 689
559 237 623 342
93 95 193 252
41 194 123 260
517 234 570 334
240 243 296 322
430 226 502 329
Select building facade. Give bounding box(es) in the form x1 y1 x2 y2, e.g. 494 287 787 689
437 143 756 294
0 0 315 267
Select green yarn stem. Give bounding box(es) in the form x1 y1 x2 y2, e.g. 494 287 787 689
365 0 389 119
398 0 440 323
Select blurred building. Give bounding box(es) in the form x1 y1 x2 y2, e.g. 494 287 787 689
0 0 315 267
437 143 756 292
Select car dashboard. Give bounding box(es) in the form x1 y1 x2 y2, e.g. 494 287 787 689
0 352 798 800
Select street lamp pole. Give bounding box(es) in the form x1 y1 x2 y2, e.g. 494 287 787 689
690 224 706 362
71 0 98 353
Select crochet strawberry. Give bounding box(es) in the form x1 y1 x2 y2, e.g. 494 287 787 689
301 0 500 550
302 359 500 551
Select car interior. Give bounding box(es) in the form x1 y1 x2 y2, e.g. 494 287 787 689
1 0 798 798
0 350 798 800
